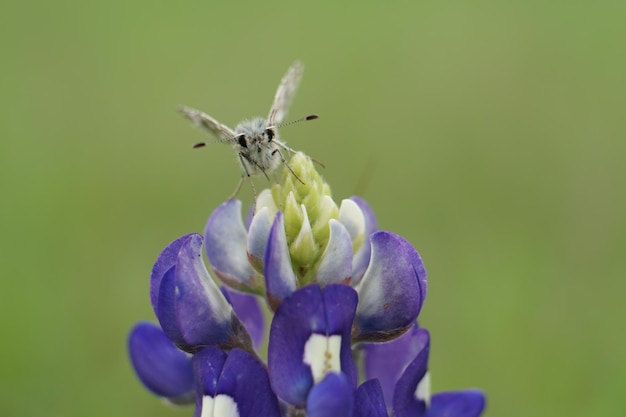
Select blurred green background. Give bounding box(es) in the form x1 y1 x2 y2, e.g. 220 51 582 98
1 1 624 416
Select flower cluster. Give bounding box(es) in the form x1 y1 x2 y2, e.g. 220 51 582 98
128 153 486 417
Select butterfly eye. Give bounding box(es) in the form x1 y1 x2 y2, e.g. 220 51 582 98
237 135 248 148
265 128 275 141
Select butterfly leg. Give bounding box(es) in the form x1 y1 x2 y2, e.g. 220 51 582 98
228 175 246 200
274 141 325 168
271 148 305 184
236 153 258 201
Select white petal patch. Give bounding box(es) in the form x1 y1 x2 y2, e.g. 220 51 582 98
338 199 365 246
201 394 239 417
256 189 278 216
315 220 353 285
415 371 431 408
247 206 273 261
303 333 342 383
355 240 384 315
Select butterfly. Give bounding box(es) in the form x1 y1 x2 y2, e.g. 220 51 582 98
179 62 319 199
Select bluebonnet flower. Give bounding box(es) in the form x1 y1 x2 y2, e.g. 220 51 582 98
359 325 486 417
127 152 486 416
128 322 194 404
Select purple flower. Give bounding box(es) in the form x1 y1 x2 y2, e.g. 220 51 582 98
128 322 194 404
203 177 427 341
204 196 369 295
353 231 427 342
127 152 485 417
361 324 429 409
267 284 358 407
149 233 253 352
204 200 264 293
192 347 281 417
361 326 486 417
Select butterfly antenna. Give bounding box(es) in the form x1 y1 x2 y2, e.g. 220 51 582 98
270 114 324 168
269 114 319 130
191 136 234 149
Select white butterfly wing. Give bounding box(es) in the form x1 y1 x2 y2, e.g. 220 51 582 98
268 62 304 126
179 106 236 141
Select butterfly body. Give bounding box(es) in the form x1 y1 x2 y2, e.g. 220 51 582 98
232 117 281 179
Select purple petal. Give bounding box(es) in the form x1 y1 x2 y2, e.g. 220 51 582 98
264 211 297 308
355 232 427 340
306 373 354 417
128 322 194 402
218 349 282 417
150 235 189 317
247 206 273 270
155 266 185 344
156 234 234 350
354 379 389 417
193 346 227 397
350 196 378 285
428 390 486 417
363 325 429 410
222 286 266 349
321 286 358 389
245 202 255 230
392 329 430 417
268 284 358 406
204 200 261 291
315 220 353 285
193 347 282 417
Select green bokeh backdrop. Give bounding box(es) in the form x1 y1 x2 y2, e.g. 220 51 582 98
1 1 624 416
